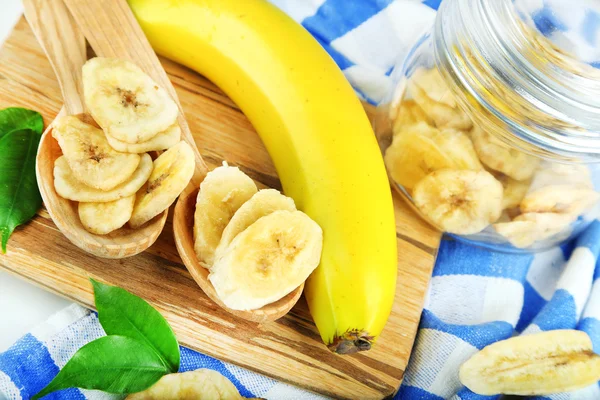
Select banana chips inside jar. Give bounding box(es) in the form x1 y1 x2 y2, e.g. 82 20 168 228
193 163 323 311
385 67 600 249
52 57 194 234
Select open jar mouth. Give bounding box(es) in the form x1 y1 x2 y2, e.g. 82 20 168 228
434 0 600 162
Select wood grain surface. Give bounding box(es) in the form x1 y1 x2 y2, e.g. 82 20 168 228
0 18 441 399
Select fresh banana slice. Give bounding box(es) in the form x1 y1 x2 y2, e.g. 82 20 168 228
392 100 433 136
54 153 153 203
215 189 296 261
432 128 482 170
494 212 574 248
83 57 179 144
412 169 503 235
471 126 539 181
78 195 135 235
130 141 195 228
408 73 472 131
126 369 242 400
459 329 600 395
494 174 531 210
193 164 258 268
52 115 140 191
384 124 455 190
520 185 600 216
105 123 181 153
210 210 322 311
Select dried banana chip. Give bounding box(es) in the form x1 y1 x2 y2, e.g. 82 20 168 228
412 169 503 235
494 173 531 210
54 153 153 203
126 369 243 400
384 125 454 190
494 212 574 248
471 126 539 181
392 100 433 136
409 80 473 131
410 67 456 107
105 123 181 153
194 163 258 267
520 185 600 216
459 330 600 395
52 115 141 191
432 128 482 170
78 195 135 235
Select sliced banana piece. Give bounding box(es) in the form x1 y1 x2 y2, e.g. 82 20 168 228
408 74 472 131
494 212 574 248
384 125 455 190
410 67 457 107
413 169 503 235
83 57 179 144
520 185 600 216
210 210 322 311
215 189 296 261
126 369 242 400
471 126 539 181
392 100 433 136
105 123 181 153
432 128 482 170
78 195 135 235
52 115 140 191
54 153 153 203
495 174 531 210
194 163 258 267
459 330 600 395
529 162 594 191
130 141 195 229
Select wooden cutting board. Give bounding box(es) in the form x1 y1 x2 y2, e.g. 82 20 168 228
0 17 441 399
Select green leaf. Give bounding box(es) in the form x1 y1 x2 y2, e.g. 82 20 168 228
32 335 169 400
0 129 43 252
91 279 180 372
0 107 43 139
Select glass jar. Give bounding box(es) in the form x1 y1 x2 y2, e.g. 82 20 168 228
375 0 600 252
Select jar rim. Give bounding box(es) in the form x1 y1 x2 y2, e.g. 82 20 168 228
434 0 600 161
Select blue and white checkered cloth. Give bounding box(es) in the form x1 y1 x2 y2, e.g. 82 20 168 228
2 1 600 399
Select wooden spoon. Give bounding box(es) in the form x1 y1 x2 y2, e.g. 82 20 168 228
23 0 168 259
64 0 303 322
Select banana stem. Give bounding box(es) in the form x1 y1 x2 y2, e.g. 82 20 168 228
328 330 375 354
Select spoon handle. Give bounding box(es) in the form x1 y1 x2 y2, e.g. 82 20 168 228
22 0 86 115
63 0 209 184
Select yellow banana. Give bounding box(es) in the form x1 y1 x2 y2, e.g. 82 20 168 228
128 0 397 353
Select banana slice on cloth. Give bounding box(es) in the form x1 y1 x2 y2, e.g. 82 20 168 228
520 185 600 216
494 212 574 248
105 123 181 153
54 153 153 202
193 164 258 267
408 71 473 131
412 169 503 235
433 128 482 170
209 210 322 311
392 100 433 136
126 369 243 400
459 330 600 395
78 195 135 235
83 57 179 144
494 173 531 210
471 126 539 181
215 189 296 261
130 141 195 228
52 115 140 191
384 124 455 190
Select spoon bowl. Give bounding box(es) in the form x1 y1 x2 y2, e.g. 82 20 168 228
24 0 167 258
173 185 304 323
